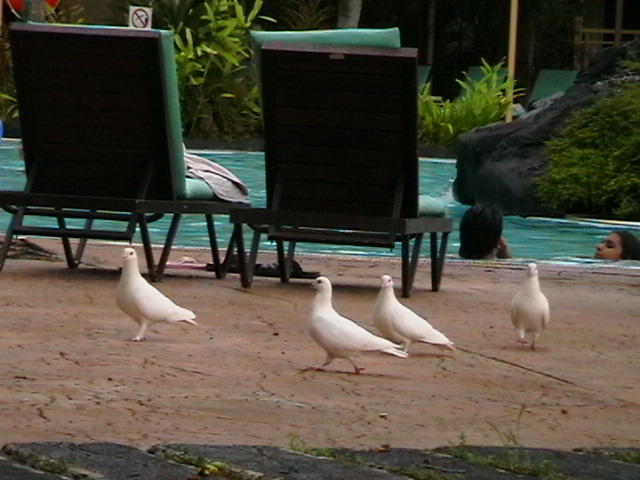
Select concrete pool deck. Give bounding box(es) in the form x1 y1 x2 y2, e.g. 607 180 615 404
0 237 638 464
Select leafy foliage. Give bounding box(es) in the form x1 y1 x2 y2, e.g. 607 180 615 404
537 84 640 219
418 60 522 146
0 31 18 121
152 0 267 139
279 0 335 30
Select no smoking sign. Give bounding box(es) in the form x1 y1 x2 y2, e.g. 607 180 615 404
129 6 152 30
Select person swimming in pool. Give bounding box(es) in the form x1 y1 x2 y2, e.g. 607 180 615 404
458 204 512 259
595 230 640 261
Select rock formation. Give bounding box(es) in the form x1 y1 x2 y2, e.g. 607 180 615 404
452 39 640 216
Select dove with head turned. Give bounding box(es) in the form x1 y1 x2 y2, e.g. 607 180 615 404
116 247 197 341
306 276 408 374
373 275 455 353
511 263 550 349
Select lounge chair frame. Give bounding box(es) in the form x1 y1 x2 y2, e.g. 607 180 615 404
230 42 452 297
0 23 242 279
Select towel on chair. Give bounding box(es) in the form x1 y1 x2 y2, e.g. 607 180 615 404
184 150 249 203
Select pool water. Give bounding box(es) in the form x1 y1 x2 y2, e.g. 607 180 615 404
1 139 638 266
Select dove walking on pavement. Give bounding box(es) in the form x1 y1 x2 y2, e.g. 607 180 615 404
116 247 197 341
307 276 408 374
511 263 550 349
373 275 455 353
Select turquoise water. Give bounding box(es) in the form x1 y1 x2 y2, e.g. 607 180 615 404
1 139 639 266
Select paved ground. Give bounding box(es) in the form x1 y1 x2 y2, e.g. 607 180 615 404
1 241 639 479
1 442 640 479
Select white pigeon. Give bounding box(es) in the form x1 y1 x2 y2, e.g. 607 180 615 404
307 276 408 374
510 263 550 349
116 247 197 341
373 275 455 353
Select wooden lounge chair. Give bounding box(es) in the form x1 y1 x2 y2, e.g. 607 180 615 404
229 42 453 297
0 23 245 279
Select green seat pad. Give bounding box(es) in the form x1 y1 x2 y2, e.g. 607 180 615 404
418 194 448 217
184 177 215 200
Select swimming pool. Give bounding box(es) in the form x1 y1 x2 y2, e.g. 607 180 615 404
1 139 638 266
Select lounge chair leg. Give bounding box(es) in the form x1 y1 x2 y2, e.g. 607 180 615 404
430 231 450 292
56 212 81 268
202 213 224 278
234 223 259 288
220 227 239 278
137 214 158 281
69 216 95 266
276 240 297 283
401 234 423 298
0 222 16 272
155 213 182 281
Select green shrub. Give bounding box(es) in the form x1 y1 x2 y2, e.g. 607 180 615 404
418 60 522 147
279 0 335 30
153 0 267 140
537 84 640 219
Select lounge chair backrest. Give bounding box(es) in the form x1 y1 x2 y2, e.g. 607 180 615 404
9 23 185 200
260 42 419 219
526 68 578 108
250 28 402 108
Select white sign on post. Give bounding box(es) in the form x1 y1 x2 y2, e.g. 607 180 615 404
128 6 153 30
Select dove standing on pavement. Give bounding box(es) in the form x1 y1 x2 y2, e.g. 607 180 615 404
511 263 550 349
373 275 455 353
307 276 408 374
116 247 197 341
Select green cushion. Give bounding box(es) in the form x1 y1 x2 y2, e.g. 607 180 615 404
418 195 448 217
250 27 402 50
184 177 215 200
158 29 187 200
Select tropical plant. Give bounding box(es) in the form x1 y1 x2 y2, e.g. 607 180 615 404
0 30 18 121
418 60 523 146
537 84 640 219
280 0 335 30
152 0 267 139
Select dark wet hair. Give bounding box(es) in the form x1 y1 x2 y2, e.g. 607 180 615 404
459 204 504 259
614 230 640 260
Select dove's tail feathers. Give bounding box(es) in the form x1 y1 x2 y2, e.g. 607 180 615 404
418 329 455 349
166 307 196 323
383 347 409 359
441 343 456 351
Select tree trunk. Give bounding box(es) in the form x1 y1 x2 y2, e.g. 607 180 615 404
337 0 362 28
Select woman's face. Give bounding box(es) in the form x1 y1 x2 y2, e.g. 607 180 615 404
595 233 624 260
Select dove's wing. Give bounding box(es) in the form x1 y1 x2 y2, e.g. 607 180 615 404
122 279 195 323
391 303 447 342
311 309 400 353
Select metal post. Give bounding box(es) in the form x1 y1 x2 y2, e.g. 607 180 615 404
505 0 519 123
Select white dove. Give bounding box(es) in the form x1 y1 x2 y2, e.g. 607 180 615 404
307 276 408 374
511 263 550 349
373 275 455 353
116 247 197 341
